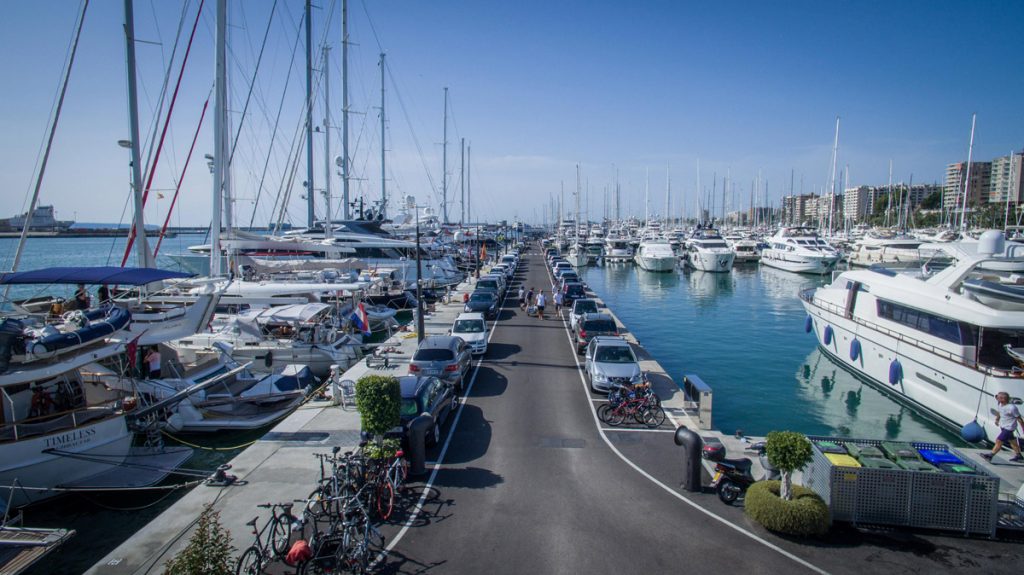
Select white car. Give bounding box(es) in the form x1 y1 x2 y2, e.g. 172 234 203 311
451 312 488 355
569 298 599 331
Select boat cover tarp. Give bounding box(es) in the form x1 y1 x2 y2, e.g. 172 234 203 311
236 255 365 274
0 267 192 286
243 303 332 324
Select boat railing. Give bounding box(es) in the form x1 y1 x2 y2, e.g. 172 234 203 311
0 404 119 443
802 289 1021 379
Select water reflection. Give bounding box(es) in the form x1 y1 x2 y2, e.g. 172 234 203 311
796 347 962 444
757 265 828 302
683 269 735 302
634 266 680 299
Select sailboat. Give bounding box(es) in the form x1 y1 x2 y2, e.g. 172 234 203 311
566 165 589 267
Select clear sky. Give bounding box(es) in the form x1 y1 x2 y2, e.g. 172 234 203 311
1 0 1022 228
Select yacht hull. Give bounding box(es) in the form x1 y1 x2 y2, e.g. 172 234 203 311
635 256 677 272
761 252 838 274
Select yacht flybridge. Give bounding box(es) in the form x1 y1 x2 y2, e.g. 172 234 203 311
800 230 1024 442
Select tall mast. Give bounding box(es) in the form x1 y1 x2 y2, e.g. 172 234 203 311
124 0 155 268
442 87 449 223
322 45 332 238
827 116 840 234
664 165 670 227
885 160 893 228
460 138 466 225
304 0 314 228
210 0 227 276
341 0 350 220
959 113 977 232
379 52 386 220
466 144 471 223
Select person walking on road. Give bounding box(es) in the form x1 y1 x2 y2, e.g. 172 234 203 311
982 391 1024 462
553 289 564 313
536 290 546 320
518 286 526 310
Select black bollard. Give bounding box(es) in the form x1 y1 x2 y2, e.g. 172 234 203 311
407 415 433 477
673 426 703 492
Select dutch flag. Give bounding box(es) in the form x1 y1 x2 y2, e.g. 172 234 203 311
351 302 372 336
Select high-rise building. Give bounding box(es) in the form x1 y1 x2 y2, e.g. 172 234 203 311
989 153 1023 204
943 162 992 210
844 186 871 221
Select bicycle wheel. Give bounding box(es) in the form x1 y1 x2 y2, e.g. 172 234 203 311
271 513 296 557
606 404 626 426
641 404 667 428
235 546 262 575
596 403 613 423
306 487 329 518
376 480 395 520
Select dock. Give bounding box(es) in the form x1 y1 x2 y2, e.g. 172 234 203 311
86 247 1024 575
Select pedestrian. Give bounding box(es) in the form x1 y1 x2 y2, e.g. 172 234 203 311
526 287 535 311
144 345 162 378
982 391 1024 462
536 290 546 320
518 286 526 310
554 289 563 313
97 284 111 306
73 283 90 310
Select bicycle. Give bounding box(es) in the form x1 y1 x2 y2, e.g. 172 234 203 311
366 448 408 520
598 383 665 428
235 502 298 575
297 484 385 575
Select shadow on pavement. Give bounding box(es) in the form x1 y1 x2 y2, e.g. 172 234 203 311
439 404 491 464
468 367 508 397
484 342 521 360
431 466 504 490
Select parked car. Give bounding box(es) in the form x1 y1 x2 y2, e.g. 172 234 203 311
490 264 511 281
562 282 588 305
572 312 618 354
481 272 507 295
557 272 581 287
451 312 488 355
554 267 577 281
409 335 473 393
464 290 499 319
500 254 519 270
569 298 599 331
584 336 643 393
475 277 505 299
398 375 458 445
552 261 572 275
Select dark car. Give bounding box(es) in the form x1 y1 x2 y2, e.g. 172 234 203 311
398 375 458 445
409 335 473 393
573 312 619 354
562 282 588 304
474 277 505 299
464 290 499 319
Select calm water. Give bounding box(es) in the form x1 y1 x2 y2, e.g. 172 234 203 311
577 261 964 445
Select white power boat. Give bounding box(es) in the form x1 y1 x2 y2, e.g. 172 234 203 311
634 240 677 272
566 244 589 268
170 303 362 378
603 233 634 263
800 230 1024 442
847 232 939 268
682 228 735 273
761 227 841 274
724 233 760 263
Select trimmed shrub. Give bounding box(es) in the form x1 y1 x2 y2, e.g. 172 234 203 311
355 375 401 437
745 480 830 537
163 505 235 575
766 430 814 500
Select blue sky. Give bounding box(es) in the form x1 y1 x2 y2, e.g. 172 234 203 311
1 0 1022 228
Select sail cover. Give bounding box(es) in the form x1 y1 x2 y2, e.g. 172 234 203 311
0 266 193 285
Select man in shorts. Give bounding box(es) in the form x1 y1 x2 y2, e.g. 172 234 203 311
518 286 526 310
536 290 546 320
982 391 1024 462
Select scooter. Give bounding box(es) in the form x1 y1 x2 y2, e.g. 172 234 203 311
706 440 780 505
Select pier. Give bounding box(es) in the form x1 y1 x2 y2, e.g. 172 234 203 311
87 248 1024 574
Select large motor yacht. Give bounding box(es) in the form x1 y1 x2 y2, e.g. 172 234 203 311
603 232 634 263
761 226 840 274
634 240 677 272
800 231 1024 442
682 227 736 273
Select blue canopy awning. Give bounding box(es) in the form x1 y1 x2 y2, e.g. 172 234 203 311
0 266 193 286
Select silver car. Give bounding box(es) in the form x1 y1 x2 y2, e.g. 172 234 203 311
409 335 473 394
585 336 643 393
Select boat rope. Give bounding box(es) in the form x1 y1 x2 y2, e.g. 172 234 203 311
975 372 989 419
160 431 259 451
2 479 204 494
41 448 212 479
80 484 197 512
154 93 209 257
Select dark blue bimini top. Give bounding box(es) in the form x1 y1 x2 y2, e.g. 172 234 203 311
0 266 193 286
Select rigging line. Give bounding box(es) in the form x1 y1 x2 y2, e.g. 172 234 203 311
155 93 210 257
3 0 89 292
227 0 278 169
386 64 439 200
122 0 207 266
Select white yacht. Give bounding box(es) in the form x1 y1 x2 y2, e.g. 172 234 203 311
760 227 840 274
584 236 604 263
682 228 736 273
566 243 589 267
800 231 1024 442
724 233 761 263
634 240 677 272
847 232 938 268
603 233 634 263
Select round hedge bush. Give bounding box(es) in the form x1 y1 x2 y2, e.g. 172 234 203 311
744 480 830 537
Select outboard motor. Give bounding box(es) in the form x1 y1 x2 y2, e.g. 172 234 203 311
0 318 25 374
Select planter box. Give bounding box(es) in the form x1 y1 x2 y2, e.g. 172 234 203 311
803 436 998 537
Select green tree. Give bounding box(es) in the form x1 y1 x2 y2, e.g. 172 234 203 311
920 191 941 210
765 431 813 501
355 375 401 437
163 505 235 575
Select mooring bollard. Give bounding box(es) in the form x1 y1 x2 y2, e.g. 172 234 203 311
407 414 432 476
673 426 703 492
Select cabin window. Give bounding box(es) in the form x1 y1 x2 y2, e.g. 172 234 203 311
978 328 1024 370
876 300 971 344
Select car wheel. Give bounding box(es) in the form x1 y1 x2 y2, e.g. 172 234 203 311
431 420 441 446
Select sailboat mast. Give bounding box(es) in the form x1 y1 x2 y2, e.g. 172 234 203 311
442 87 449 223
322 45 332 239
466 144 471 223
341 0 350 220
379 52 386 220
460 138 466 225
959 114 977 232
210 0 227 276
304 0 315 228
827 116 840 235
124 0 155 268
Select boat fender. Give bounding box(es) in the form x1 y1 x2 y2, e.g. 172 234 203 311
961 419 986 443
804 316 813 333
264 351 274 369
888 359 902 385
850 339 861 361
823 325 833 346
165 413 184 433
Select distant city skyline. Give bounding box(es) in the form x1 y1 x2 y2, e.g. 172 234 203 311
1 0 1022 230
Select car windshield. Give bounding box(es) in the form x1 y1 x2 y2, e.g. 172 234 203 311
413 348 454 361
567 285 586 294
478 280 498 289
575 301 597 314
454 320 485 333
470 293 495 303
595 346 636 363
400 398 420 417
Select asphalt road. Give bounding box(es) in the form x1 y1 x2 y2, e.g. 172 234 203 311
380 250 826 574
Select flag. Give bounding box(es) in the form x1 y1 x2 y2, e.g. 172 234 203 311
125 331 145 370
480 244 487 261
349 302 372 336
157 192 165 199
